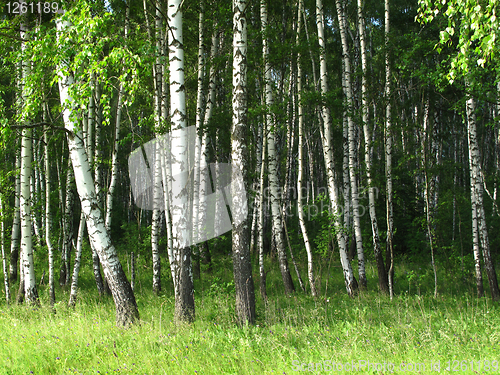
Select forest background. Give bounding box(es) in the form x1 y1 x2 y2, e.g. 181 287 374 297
0 0 499 373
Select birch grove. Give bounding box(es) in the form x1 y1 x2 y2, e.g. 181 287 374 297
0 0 498 330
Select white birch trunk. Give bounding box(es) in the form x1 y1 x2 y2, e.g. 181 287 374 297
318 0 357 296
384 0 395 299
44 129 55 306
262 0 295 295
168 0 195 323
358 0 388 293
336 0 366 288
0 194 10 304
20 24 38 306
466 90 499 300
297 0 317 297
232 0 256 324
68 212 85 307
421 101 438 298
57 19 139 326
9 151 21 283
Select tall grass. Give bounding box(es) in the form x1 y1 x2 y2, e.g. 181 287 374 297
1 252 499 374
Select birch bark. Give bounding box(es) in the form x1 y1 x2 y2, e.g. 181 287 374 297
297 0 317 297
57 19 139 326
20 23 38 306
168 0 195 323
261 0 295 295
358 0 388 293
317 0 357 296
232 0 256 324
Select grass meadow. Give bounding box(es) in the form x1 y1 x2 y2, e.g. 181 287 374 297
1 249 500 374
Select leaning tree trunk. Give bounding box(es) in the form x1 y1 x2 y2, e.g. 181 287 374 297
358 0 388 293
56 19 139 326
168 0 195 323
317 0 357 296
261 0 295 295
297 0 317 297
232 0 257 325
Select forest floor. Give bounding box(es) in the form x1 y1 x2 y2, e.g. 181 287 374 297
1 253 499 374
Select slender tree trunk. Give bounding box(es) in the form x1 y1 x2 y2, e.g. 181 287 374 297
336 0 366 287
318 0 357 296
466 90 499 300
421 100 438 298
384 0 395 300
20 23 39 306
257 127 267 302
68 212 85 307
60 162 74 287
44 129 55 306
149 0 164 295
168 0 195 323
9 151 21 283
232 0 256 325
57 19 139 326
192 0 206 279
297 0 317 297
358 0 388 293
0 194 10 304
262 0 295 295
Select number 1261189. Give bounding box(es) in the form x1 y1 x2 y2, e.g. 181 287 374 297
6 2 60 14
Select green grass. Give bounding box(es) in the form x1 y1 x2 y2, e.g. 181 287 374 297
1 253 500 374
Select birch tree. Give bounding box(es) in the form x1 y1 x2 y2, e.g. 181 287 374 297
20 23 38 306
56 17 139 326
296 0 317 298
262 0 295 295
318 0 357 296
466 89 500 301
168 0 195 323
232 0 256 325
384 0 395 299
9 152 20 283
335 0 366 288
358 0 388 293
0 193 10 304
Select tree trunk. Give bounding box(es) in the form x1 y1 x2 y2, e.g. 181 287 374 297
466 90 499 301
57 19 139 326
318 0 357 296
232 0 256 325
358 0 388 293
262 0 295 295
44 129 56 306
336 0 366 288
0 194 10 304
20 23 39 306
384 0 395 300
421 100 438 298
9 151 21 283
68 212 85 307
168 0 195 323
297 0 317 297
